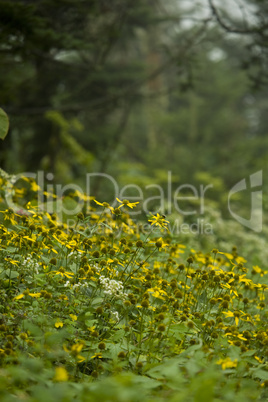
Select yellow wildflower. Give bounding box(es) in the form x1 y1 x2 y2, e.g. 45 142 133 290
94 199 114 211
91 352 102 359
55 320 64 328
217 357 238 370
14 290 41 300
254 356 264 364
148 213 169 229
54 367 68 382
116 198 139 209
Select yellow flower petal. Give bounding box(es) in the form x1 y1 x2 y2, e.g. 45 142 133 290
54 367 68 382
14 293 24 300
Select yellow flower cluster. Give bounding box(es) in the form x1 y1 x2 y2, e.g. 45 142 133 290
0 186 267 396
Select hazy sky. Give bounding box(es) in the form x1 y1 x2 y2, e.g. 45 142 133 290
178 0 257 28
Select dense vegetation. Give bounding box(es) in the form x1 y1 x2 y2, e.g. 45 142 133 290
0 1 268 400
0 172 267 401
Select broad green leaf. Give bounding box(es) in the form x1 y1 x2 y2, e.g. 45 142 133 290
0 108 9 140
110 328 125 342
8 270 19 279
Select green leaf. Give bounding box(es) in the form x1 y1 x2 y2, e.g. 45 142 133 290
250 368 268 381
110 329 125 342
169 323 189 338
9 270 19 279
0 108 9 140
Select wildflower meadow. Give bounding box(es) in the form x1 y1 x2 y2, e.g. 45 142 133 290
0 170 267 402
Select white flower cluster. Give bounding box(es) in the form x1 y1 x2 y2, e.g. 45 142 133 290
0 167 9 180
21 256 40 274
67 251 83 263
93 264 100 272
110 310 119 322
73 282 89 290
99 276 126 299
64 281 89 290
0 167 17 183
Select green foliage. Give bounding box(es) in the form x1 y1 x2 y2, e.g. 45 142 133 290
1 0 268 196
0 175 267 401
0 0 154 177
0 108 9 140
44 111 94 182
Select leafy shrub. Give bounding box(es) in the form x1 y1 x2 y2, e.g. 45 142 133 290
0 173 267 401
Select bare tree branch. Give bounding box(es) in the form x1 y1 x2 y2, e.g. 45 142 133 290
208 0 258 34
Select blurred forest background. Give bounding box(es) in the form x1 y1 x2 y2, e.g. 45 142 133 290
0 0 268 261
